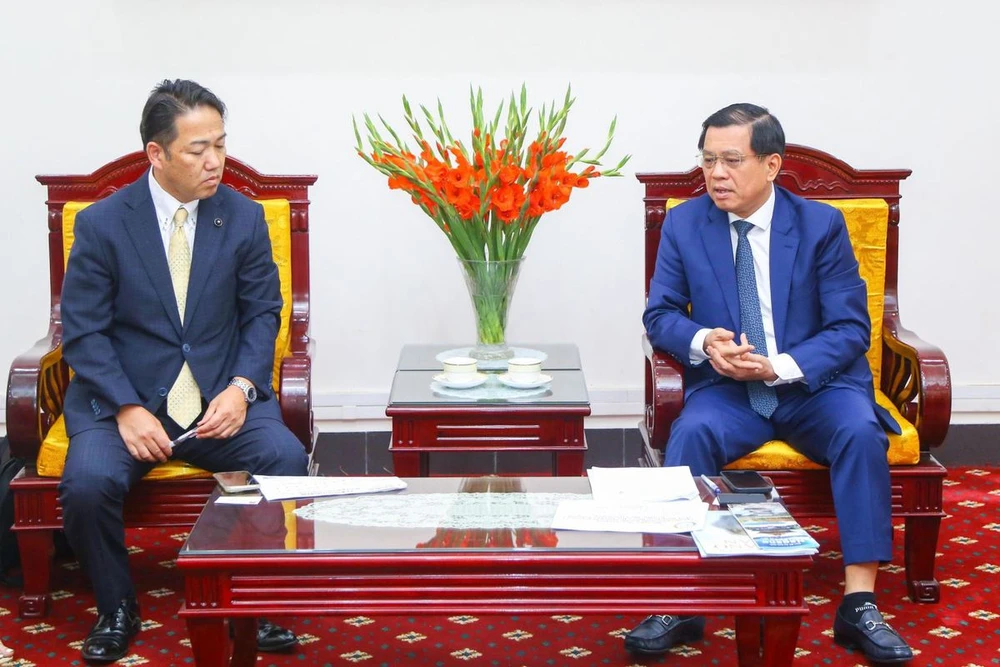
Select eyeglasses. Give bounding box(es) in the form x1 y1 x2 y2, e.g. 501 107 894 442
697 151 768 170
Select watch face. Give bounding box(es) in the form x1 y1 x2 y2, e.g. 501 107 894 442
246 385 257 403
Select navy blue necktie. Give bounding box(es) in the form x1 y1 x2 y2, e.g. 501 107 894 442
733 220 778 418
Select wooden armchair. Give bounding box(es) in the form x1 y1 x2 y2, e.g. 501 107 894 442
5 153 317 616
638 145 951 603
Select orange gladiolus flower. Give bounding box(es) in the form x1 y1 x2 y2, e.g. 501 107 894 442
491 184 526 223
357 85 628 271
541 151 568 169
497 164 521 186
387 175 411 191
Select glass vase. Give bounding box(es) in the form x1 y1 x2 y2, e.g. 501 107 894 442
457 257 523 361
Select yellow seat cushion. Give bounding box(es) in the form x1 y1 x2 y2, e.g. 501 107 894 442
664 196 919 469
36 198 293 480
724 390 919 470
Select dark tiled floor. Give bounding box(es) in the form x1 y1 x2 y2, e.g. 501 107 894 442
313 428 638 476
310 424 997 476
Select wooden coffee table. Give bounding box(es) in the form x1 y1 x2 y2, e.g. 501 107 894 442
177 476 810 666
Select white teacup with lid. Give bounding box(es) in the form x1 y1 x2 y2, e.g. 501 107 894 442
506 357 542 382
441 356 478 381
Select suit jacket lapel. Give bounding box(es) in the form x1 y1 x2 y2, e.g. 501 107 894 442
184 194 225 329
701 206 740 330
768 189 799 353
122 174 183 335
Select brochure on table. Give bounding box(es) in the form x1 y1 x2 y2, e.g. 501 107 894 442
692 504 819 557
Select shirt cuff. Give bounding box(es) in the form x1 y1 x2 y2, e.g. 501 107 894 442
689 328 711 366
766 353 805 386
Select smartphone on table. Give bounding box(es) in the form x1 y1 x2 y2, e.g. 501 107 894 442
720 470 774 494
212 471 260 494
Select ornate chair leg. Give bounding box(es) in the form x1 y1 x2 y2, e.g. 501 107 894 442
17 529 55 617
904 515 941 603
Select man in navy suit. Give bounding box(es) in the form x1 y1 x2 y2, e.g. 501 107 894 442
625 104 912 663
59 80 308 663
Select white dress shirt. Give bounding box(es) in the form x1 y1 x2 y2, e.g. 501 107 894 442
149 171 198 255
689 185 804 385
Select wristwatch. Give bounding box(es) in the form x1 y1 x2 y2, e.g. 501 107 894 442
228 377 257 404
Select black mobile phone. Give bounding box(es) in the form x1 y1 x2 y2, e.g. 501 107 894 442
720 470 773 494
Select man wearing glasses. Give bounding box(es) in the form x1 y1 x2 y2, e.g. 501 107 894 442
629 104 912 663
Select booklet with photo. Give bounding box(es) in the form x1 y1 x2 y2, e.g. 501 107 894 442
691 512 762 557
727 502 819 554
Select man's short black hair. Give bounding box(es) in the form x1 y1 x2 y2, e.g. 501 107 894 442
697 103 785 157
140 79 226 150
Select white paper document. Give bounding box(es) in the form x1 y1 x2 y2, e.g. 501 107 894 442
253 475 408 501
215 494 263 505
551 499 709 534
587 466 700 503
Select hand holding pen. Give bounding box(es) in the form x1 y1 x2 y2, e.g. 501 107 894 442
167 428 198 450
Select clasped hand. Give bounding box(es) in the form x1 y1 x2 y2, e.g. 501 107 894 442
704 328 778 382
116 386 248 463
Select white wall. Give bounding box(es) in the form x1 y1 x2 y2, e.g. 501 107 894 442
1 0 994 432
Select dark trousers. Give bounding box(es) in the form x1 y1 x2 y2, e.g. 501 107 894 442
58 409 309 613
663 381 892 565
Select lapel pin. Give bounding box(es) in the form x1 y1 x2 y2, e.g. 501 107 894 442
214 217 224 227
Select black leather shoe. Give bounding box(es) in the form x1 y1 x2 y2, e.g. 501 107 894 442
81 597 141 663
624 615 706 655
833 605 913 663
256 618 298 652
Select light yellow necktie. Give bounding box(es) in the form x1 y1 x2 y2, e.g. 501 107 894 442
166 206 201 427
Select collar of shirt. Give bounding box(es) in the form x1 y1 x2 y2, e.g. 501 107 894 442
148 170 199 232
727 184 775 231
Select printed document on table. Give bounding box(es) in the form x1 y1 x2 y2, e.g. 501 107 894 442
587 466 700 503
691 512 763 557
253 475 407 501
551 499 709 534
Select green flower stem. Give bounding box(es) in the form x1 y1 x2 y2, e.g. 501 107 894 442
461 259 522 346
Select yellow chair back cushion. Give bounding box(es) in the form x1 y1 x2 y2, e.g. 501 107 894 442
664 197 919 469
37 198 292 480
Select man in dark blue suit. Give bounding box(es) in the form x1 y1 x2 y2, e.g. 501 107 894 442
59 79 308 663
625 104 912 663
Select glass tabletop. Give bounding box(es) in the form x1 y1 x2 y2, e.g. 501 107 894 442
397 343 582 371
387 369 590 406
181 476 714 556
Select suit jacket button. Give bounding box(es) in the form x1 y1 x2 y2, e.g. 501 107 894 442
158 387 168 397
182 343 191 353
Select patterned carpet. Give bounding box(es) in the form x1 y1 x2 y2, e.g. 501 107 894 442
1 467 998 667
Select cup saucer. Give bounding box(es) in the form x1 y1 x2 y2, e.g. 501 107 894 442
497 373 552 389
432 372 488 389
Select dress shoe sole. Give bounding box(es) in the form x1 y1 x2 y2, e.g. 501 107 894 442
624 626 704 656
833 632 913 664
81 650 130 664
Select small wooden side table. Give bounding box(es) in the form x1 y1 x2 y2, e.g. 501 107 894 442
386 344 590 476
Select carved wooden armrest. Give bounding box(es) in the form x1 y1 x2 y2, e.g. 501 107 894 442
6 325 67 461
641 333 685 452
881 313 951 448
278 309 314 452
